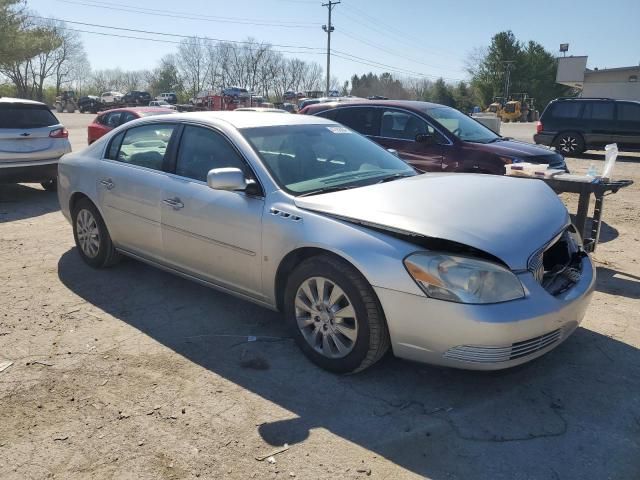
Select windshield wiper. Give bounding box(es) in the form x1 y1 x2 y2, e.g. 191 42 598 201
376 173 415 183
487 136 512 143
297 185 357 197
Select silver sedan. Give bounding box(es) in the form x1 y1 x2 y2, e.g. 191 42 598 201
57 112 595 373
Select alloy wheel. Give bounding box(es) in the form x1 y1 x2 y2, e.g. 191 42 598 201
558 135 578 153
76 209 101 258
294 276 359 359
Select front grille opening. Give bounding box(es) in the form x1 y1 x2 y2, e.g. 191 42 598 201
537 230 583 296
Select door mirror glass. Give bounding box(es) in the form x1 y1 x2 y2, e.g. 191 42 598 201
207 167 247 191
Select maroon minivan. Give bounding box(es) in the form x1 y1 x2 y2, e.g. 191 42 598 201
301 100 566 174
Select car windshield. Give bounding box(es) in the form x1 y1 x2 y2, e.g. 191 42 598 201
426 106 500 143
242 124 416 195
0 104 58 129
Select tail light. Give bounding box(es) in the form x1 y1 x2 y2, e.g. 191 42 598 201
50 127 68 138
536 121 543 134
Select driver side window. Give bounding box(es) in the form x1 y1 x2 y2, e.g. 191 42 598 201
379 110 433 141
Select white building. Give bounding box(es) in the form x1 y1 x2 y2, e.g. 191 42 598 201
556 56 640 101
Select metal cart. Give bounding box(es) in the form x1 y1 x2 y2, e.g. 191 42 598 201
534 176 633 252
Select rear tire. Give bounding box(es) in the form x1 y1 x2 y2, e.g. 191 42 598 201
72 198 121 268
554 131 585 156
284 255 390 373
40 179 57 192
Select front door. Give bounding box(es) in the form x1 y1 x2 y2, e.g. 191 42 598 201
160 125 265 298
97 123 178 260
370 108 444 172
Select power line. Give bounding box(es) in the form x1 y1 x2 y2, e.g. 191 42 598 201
33 15 464 82
29 16 325 51
333 50 464 82
57 26 325 56
339 7 458 61
335 30 464 77
54 0 320 28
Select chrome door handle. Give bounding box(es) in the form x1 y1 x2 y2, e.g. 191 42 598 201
163 197 184 210
100 178 114 190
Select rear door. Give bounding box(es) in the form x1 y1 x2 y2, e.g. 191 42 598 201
97 123 179 260
371 108 444 172
0 103 68 163
615 102 640 148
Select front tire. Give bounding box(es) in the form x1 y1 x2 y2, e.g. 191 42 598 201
72 198 120 268
554 131 585 156
284 255 390 373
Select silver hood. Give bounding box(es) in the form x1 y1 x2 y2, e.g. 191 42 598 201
294 173 569 270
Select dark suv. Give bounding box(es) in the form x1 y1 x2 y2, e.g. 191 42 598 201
123 91 152 105
534 98 640 155
302 100 566 174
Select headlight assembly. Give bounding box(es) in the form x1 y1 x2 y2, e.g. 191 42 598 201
404 252 525 304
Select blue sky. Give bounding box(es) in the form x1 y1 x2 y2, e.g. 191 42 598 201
28 0 640 83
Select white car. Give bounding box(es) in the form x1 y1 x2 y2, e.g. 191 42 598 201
155 92 177 104
0 97 71 191
100 91 124 104
149 100 177 110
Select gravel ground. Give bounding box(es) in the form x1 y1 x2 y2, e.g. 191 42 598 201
1 115 639 480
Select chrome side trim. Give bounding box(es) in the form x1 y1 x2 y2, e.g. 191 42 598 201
161 222 256 256
116 248 275 310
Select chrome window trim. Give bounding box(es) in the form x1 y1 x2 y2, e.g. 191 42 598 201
313 104 454 146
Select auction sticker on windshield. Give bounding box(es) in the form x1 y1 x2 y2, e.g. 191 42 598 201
327 126 351 134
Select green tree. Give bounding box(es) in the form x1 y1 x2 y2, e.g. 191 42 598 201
453 81 475 113
469 31 571 111
430 78 456 107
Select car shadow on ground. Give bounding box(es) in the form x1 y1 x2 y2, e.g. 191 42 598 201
580 151 640 163
0 183 59 222
595 266 640 300
57 250 640 479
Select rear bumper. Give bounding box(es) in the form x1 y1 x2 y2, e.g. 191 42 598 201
0 159 59 183
533 133 555 146
376 254 595 370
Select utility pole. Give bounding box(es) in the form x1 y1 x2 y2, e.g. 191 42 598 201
502 61 515 102
322 1 340 96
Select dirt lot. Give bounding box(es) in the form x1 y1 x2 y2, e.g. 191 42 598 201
1 115 639 480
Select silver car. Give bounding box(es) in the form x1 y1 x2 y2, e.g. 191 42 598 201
57 112 595 373
1 97 72 191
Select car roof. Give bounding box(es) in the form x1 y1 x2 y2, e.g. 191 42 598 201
0 97 47 106
305 99 446 111
141 110 334 128
100 107 175 114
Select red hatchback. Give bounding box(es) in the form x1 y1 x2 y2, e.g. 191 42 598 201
87 107 175 144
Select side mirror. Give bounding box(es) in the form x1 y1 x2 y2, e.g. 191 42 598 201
386 148 399 157
415 133 437 144
207 167 247 191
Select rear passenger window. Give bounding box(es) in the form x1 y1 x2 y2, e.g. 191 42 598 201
617 103 640 122
551 102 582 118
583 102 615 121
115 124 176 171
336 108 379 136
